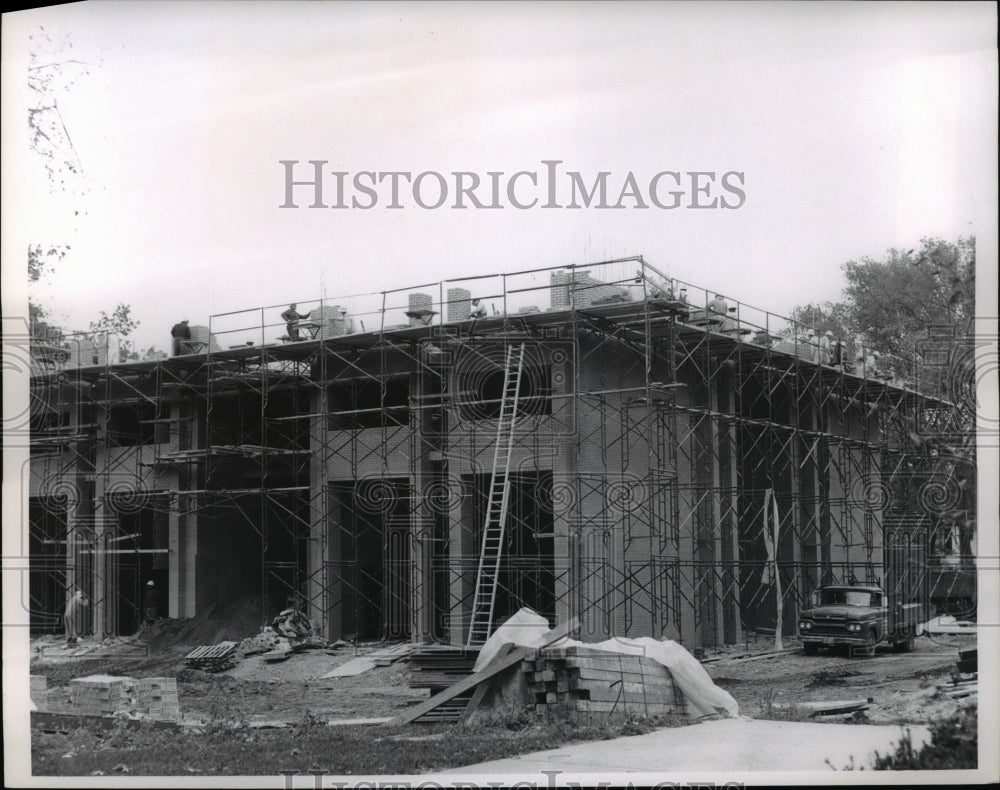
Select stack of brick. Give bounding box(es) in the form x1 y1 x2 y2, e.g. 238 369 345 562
446 288 472 322
311 305 348 338
550 270 631 310
69 675 134 716
30 675 48 711
523 646 684 716
135 678 181 722
188 325 221 353
408 293 434 326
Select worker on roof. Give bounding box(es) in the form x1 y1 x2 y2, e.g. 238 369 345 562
469 298 487 319
281 303 311 341
707 293 729 317
170 319 191 356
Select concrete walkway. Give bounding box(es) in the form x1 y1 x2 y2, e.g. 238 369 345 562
441 718 930 775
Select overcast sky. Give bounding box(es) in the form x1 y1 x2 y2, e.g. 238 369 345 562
2 1 996 351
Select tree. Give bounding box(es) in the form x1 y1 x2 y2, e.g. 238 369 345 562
28 244 68 341
89 304 140 362
841 236 975 357
791 237 978 568
788 237 975 359
787 301 853 339
27 27 91 198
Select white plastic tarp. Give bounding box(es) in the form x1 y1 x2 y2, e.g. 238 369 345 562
475 608 739 718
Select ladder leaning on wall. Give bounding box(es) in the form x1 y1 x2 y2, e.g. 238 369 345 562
467 342 526 647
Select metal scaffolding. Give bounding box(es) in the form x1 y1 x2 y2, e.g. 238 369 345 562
27 255 972 647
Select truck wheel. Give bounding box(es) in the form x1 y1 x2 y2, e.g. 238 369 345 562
861 629 877 657
803 643 819 655
901 628 915 653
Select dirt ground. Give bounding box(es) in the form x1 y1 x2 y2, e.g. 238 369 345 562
703 632 978 724
29 623 977 727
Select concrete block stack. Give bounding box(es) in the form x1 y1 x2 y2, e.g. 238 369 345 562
136 677 181 721
188 325 221 353
524 646 684 716
408 293 434 326
69 675 135 716
311 305 347 338
66 338 96 368
550 270 630 310
446 288 472 322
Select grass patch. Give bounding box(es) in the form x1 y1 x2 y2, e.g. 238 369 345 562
869 708 977 770
32 710 688 776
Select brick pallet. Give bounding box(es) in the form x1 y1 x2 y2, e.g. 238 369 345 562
135 677 181 721
69 675 134 716
526 647 684 716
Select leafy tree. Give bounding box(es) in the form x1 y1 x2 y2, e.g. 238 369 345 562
89 304 140 362
788 237 975 359
842 236 975 357
791 237 978 570
28 244 68 342
787 301 853 339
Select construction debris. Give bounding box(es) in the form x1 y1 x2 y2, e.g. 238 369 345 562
184 641 238 672
936 673 978 700
239 627 284 657
802 698 872 716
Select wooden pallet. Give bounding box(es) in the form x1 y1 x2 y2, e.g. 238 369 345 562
184 641 237 672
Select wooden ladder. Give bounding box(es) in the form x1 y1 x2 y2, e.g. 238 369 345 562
467 342 526 646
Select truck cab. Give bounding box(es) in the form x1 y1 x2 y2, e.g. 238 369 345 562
798 584 919 657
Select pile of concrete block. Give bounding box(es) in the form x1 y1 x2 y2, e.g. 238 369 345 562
524 646 684 716
59 674 182 721
135 678 181 722
69 675 134 716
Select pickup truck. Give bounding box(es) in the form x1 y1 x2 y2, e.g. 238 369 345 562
797 584 921 657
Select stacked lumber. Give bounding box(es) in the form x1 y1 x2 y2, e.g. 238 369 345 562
135 677 181 721
937 674 978 700
408 646 479 692
69 675 134 716
527 646 684 716
184 641 237 672
370 642 414 666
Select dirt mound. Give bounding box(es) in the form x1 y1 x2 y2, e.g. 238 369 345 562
141 596 268 651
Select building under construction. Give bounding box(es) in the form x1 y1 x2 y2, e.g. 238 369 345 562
26 256 969 649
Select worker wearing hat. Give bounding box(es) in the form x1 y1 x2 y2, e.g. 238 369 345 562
170 319 191 356
819 330 833 365
144 580 160 625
